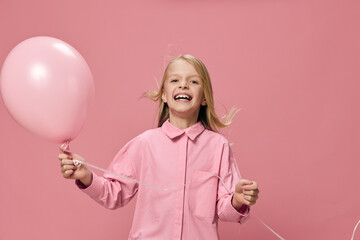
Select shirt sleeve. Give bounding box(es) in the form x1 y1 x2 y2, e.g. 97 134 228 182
76 138 140 210
216 142 250 223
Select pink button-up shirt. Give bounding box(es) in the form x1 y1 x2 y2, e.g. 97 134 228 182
78 120 250 239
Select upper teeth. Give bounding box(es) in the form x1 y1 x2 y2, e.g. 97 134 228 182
175 95 191 100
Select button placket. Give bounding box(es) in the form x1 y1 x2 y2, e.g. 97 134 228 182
172 134 189 240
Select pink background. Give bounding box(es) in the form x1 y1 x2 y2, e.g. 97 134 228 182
0 0 359 239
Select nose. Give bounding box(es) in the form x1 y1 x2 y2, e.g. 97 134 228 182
179 79 189 89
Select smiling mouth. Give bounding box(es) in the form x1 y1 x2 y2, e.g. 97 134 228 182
174 94 192 101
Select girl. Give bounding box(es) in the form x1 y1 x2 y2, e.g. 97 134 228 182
58 54 259 240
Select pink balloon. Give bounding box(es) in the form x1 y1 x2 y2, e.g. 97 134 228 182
0 36 94 144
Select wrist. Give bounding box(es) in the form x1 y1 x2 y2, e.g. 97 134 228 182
80 171 93 187
231 194 243 211
232 195 250 214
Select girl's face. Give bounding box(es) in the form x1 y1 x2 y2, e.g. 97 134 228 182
162 59 206 121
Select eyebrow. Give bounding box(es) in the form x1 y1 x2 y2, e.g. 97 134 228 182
168 74 200 79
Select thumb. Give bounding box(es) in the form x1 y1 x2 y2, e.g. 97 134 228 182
235 179 252 193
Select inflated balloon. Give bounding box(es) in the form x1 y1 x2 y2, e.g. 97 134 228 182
0 36 94 144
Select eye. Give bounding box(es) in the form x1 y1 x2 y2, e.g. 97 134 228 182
190 80 199 84
170 79 178 83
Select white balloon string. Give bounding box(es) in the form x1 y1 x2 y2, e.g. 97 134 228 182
60 145 358 240
73 159 233 193
351 218 360 240
74 159 185 191
71 159 286 239
254 215 286 240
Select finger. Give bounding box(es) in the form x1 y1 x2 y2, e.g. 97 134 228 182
240 198 252 206
247 200 257 206
58 153 72 160
63 169 74 178
61 164 77 173
240 179 252 185
244 194 259 202
241 197 257 206
235 179 252 192
243 189 259 196
60 159 75 166
243 181 259 191
243 185 258 190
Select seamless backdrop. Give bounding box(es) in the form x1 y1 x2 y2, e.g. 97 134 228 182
0 0 359 239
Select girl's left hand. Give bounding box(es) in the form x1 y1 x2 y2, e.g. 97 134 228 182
233 179 259 207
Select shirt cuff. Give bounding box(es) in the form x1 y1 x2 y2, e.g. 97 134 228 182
238 204 250 215
226 194 250 223
75 172 105 199
75 179 89 189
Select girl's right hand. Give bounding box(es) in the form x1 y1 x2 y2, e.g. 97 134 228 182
58 151 93 187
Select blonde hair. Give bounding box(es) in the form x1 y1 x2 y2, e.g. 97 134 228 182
145 54 238 132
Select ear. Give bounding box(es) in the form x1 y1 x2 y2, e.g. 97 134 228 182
162 92 167 103
201 98 207 106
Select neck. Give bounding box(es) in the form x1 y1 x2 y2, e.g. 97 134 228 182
168 111 198 130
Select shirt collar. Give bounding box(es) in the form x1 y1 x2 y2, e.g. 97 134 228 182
161 119 205 140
